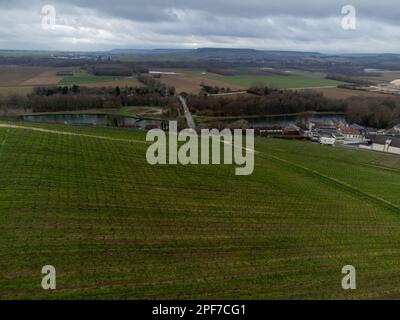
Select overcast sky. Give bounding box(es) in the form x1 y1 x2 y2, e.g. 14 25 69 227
0 0 400 53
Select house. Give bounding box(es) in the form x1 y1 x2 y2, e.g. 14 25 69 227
283 124 303 137
339 126 364 144
258 125 305 139
350 123 367 135
310 130 320 141
385 124 400 136
312 127 345 144
257 126 284 137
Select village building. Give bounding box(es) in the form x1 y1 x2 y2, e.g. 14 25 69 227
283 124 303 137
349 123 367 135
385 124 400 136
258 126 284 137
312 127 345 144
339 126 364 144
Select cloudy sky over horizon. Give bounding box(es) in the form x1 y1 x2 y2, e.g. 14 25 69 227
1 0 400 53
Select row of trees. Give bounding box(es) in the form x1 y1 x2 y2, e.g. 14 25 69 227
27 93 175 113
200 84 232 95
346 96 400 128
32 85 157 97
0 82 178 113
0 94 29 113
187 89 347 117
325 74 370 85
84 64 148 76
138 75 176 97
188 87 400 129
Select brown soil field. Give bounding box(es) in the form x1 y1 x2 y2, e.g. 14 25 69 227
22 70 62 85
310 87 391 99
22 67 80 86
0 66 56 86
159 74 246 94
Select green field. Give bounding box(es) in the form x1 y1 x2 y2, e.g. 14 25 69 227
24 106 164 119
1 122 400 299
181 70 344 89
58 72 125 85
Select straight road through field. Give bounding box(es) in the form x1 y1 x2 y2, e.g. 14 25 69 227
178 95 196 130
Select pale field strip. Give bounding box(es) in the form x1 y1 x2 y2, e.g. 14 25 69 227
0 124 148 144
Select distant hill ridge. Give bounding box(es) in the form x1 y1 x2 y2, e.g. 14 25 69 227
109 48 322 56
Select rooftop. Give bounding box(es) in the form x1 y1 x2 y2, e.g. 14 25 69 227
340 127 361 135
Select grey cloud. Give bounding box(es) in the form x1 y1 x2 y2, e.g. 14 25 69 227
32 0 400 22
0 0 399 52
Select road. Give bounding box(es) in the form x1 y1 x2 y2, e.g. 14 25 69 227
178 95 196 130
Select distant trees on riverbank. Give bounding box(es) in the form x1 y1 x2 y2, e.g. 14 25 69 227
0 84 177 113
346 96 400 128
2 82 400 129
188 89 347 117
187 87 400 129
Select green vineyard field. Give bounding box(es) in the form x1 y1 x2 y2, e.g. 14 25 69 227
1 122 400 299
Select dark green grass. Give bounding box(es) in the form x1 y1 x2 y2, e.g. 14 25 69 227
181 70 344 89
1 122 400 299
58 72 125 85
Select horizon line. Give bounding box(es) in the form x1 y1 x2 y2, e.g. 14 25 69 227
0 48 399 56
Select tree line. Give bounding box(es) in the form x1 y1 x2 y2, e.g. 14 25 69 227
325 74 371 85
187 88 347 117
138 75 176 97
346 96 400 128
187 87 400 129
2 81 400 129
84 64 148 76
0 84 177 114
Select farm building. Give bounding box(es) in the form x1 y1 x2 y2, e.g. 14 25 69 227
258 125 305 139
283 124 304 137
257 126 284 137
350 123 367 135
312 127 345 144
339 126 364 144
385 124 400 136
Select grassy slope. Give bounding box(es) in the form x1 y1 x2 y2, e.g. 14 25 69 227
1 122 400 299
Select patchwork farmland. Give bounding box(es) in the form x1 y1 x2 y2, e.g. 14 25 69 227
0 66 64 96
154 69 345 94
58 71 127 85
0 67 142 97
0 66 58 86
57 71 143 87
1 122 400 299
